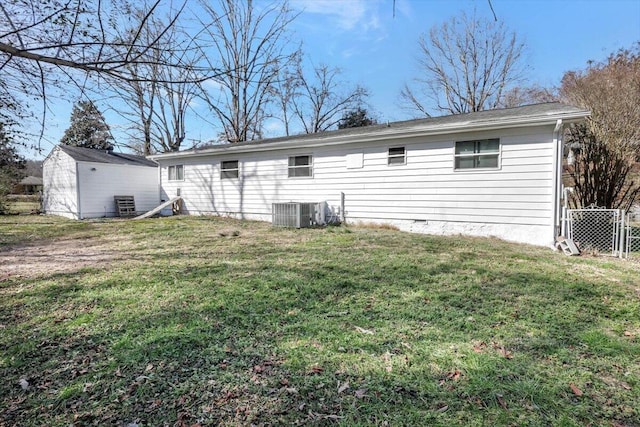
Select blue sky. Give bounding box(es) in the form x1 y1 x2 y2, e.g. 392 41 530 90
28 0 639 159
288 0 640 121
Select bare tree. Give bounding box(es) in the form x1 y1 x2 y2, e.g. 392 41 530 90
565 124 639 211
561 44 640 155
401 11 526 117
289 64 369 134
0 0 209 150
108 7 203 154
270 51 302 137
196 0 297 143
562 44 640 210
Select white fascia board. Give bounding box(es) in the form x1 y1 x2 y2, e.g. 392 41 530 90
149 111 590 161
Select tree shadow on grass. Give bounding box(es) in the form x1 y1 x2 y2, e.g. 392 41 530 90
1 241 639 425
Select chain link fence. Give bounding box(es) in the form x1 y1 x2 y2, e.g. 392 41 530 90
626 213 640 260
563 207 624 257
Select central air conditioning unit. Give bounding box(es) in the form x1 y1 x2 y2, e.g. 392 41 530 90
272 202 318 228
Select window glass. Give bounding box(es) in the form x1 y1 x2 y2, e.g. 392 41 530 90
221 160 239 179
455 157 476 170
476 155 499 168
388 146 406 165
168 165 184 181
288 155 312 177
455 141 476 154
454 139 500 170
479 139 499 152
289 156 310 167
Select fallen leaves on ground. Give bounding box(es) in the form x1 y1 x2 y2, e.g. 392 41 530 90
570 383 584 397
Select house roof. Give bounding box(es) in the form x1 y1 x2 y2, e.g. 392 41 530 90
19 176 43 186
149 102 590 161
58 145 157 167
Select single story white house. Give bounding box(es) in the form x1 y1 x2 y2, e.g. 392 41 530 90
148 103 590 247
43 145 159 219
148 103 589 247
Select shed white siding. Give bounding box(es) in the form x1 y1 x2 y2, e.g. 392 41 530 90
76 161 160 218
43 146 160 219
42 148 79 219
158 125 557 246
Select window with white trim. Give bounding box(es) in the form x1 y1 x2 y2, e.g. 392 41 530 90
388 146 406 165
221 160 239 179
454 139 500 170
168 164 184 181
288 155 313 177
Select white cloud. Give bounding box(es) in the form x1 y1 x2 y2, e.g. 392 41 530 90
291 0 382 31
202 78 225 92
263 119 286 138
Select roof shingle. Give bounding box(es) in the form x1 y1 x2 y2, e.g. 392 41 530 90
58 145 157 167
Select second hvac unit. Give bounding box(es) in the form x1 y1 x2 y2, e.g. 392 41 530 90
272 202 324 228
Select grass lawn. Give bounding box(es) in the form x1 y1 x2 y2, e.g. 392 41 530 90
0 215 638 426
3 195 41 215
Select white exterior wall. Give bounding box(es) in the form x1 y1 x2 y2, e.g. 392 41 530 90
42 148 79 219
159 125 557 246
76 162 159 218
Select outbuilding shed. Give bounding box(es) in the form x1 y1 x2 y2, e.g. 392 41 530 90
149 103 590 247
43 145 159 219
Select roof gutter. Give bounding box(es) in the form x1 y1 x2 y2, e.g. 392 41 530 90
149 111 590 161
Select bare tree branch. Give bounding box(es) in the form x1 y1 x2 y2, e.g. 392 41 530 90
562 44 640 210
0 0 216 150
195 0 298 143
401 11 526 117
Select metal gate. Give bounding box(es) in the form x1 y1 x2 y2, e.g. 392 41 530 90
563 207 624 257
626 213 640 260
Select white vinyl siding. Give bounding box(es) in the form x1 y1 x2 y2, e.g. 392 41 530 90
43 147 159 219
156 125 558 246
42 148 79 219
77 162 159 218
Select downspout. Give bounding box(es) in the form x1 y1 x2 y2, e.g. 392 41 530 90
75 161 82 220
157 162 163 212
551 119 563 245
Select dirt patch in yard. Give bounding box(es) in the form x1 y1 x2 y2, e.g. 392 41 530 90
0 234 134 280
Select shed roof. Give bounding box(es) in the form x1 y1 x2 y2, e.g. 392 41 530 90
19 176 43 186
59 145 157 167
149 102 590 160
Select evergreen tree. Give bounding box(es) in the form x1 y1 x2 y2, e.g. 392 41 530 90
338 107 376 129
60 101 114 150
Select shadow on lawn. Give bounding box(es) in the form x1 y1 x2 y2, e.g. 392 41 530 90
1 243 638 425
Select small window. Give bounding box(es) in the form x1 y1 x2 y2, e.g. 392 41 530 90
288 155 313 177
221 160 239 179
168 165 184 181
454 139 500 170
388 146 406 165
